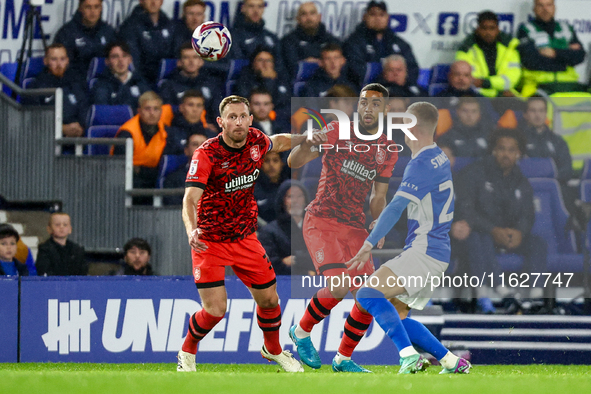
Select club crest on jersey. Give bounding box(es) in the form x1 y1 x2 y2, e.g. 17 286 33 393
250 145 261 161
376 149 386 164
193 267 201 281
315 249 324 263
189 159 199 176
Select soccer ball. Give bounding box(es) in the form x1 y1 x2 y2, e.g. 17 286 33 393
191 22 232 62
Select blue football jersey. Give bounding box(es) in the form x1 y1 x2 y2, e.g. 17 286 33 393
395 144 454 262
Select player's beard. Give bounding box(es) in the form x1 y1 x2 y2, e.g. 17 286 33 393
227 128 248 144
358 116 379 133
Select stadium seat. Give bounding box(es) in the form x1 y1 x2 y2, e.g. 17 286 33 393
87 125 120 155
157 154 189 188
393 156 410 178
452 157 476 173
518 158 557 179
363 62 382 85
227 59 249 80
430 63 451 84
157 58 178 82
582 159 591 180
530 178 583 272
22 78 34 89
225 79 236 96
22 56 44 82
295 61 319 82
87 57 106 81
301 177 319 197
417 68 432 89
1 61 18 97
428 83 447 97
88 78 98 90
293 81 306 97
300 157 322 178
87 105 133 127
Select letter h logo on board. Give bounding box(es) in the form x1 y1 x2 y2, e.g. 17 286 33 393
42 300 98 355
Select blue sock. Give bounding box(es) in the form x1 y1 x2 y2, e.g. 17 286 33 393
402 318 448 360
357 287 413 352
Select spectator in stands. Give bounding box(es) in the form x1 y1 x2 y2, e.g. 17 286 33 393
343 1 419 85
26 43 89 138
250 89 282 136
36 213 87 276
163 132 208 205
436 61 482 98
231 0 284 72
438 98 491 158
165 90 214 155
235 47 290 121
438 141 457 169
159 42 222 124
259 180 316 276
301 43 358 97
517 0 586 96
255 151 290 223
91 41 150 108
53 0 117 80
453 128 547 313
388 97 412 156
119 0 176 86
118 238 154 275
0 224 28 276
280 2 340 81
522 96 573 182
172 0 229 77
112 92 169 202
376 54 426 98
456 11 521 98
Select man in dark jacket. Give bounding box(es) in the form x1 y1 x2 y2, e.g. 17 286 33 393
452 128 547 311
53 0 117 80
37 213 87 276
436 61 483 98
280 2 340 81
301 43 358 97
26 44 89 138
437 97 492 158
259 180 315 276
250 89 283 136
91 41 151 108
231 0 284 72
254 151 290 223
118 0 176 85
159 42 223 124
376 54 426 98
120 238 154 275
522 96 573 182
343 1 419 85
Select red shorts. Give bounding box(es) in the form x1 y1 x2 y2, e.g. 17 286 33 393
303 213 375 288
191 232 276 289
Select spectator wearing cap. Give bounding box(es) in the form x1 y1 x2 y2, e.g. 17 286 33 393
0 224 29 276
119 238 154 275
343 1 419 85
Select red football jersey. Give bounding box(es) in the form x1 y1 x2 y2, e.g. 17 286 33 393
185 128 272 242
306 121 398 228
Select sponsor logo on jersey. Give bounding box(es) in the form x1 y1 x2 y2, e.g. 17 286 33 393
189 159 199 176
224 169 260 193
341 160 377 182
250 145 261 161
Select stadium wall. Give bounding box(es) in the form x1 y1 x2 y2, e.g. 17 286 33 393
1 0 590 81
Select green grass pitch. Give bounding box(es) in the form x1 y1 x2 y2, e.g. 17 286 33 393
1 363 590 394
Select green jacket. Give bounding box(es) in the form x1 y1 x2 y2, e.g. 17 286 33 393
456 32 521 97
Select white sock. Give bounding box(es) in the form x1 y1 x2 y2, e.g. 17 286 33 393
334 352 351 364
399 346 419 358
440 351 459 370
294 324 311 339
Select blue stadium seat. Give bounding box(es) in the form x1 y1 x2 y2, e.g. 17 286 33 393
88 78 98 90
87 105 133 127
295 61 319 82
22 78 35 89
430 63 451 84
87 125 120 155
227 59 249 80
417 68 432 89
225 79 236 96
582 159 591 180
22 56 44 82
518 158 557 178
393 156 410 178
530 178 583 272
301 177 319 197
363 62 382 85
428 83 447 97
1 61 18 97
452 157 476 173
293 81 306 97
87 57 106 81
158 58 178 82
301 157 322 178
157 154 189 188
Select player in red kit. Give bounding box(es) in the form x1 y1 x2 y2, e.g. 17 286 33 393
288 84 399 372
177 95 308 372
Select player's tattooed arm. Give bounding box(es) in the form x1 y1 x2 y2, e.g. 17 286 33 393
182 187 208 252
287 130 328 168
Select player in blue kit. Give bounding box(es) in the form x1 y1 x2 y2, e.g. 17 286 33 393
347 101 471 374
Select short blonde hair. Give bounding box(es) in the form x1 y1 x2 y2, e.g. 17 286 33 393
138 91 163 108
219 95 250 116
407 101 439 135
48 212 70 226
